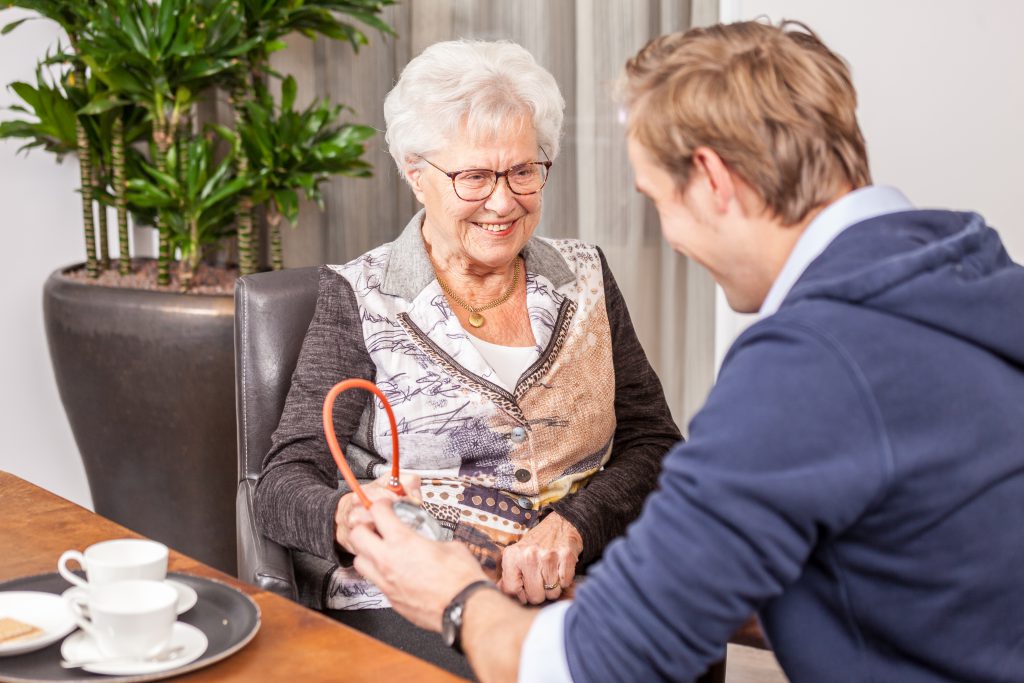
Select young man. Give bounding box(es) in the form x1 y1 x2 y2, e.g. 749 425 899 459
348 20 1024 683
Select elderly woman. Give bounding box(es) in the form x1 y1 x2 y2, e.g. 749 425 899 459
254 39 680 671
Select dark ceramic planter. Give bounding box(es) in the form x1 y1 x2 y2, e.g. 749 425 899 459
43 265 237 574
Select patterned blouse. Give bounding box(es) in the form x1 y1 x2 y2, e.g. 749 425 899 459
255 211 681 609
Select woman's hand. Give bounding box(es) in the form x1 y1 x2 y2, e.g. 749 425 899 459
499 511 583 604
334 473 422 554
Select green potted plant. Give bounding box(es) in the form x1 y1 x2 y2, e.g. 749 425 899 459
0 0 391 573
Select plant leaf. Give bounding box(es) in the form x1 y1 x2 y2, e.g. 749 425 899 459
198 176 248 212
8 82 41 112
265 38 287 54
281 75 297 114
78 94 128 115
272 188 299 224
1 17 32 35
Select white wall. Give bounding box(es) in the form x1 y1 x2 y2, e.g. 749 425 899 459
715 0 1024 364
0 10 92 507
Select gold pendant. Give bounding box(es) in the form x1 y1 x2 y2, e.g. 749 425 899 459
469 312 485 328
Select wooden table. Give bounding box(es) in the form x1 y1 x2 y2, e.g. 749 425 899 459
0 471 464 682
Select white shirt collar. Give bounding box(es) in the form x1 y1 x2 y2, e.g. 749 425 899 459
758 186 914 318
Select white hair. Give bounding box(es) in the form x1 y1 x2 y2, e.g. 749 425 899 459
383 40 565 174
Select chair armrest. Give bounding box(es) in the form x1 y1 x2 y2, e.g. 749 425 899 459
236 478 298 601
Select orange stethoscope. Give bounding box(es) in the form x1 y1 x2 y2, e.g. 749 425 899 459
322 378 443 539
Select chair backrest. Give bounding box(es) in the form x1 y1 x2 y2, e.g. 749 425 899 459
234 267 320 484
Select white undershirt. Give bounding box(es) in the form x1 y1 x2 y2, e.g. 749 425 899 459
466 334 538 391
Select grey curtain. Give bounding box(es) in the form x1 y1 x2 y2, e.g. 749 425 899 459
274 0 719 430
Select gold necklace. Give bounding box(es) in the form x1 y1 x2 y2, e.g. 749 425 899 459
435 258 520 328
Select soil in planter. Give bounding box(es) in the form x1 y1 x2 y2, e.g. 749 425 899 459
65 259 240 296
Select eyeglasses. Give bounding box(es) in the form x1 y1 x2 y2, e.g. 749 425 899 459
420 149 552 202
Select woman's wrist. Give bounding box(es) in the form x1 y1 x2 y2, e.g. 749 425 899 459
335 491 358 553
547 511 584 556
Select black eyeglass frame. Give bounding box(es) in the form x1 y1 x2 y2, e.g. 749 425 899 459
419 148 553 202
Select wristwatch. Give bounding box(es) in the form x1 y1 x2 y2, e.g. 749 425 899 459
441 579 500 654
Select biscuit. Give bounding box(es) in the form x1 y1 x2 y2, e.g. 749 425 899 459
0 617 44 644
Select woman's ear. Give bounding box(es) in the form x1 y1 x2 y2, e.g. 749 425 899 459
404 158 428 205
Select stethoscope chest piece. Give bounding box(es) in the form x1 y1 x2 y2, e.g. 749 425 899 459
392 499 445 541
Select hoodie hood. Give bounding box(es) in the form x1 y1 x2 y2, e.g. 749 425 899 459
786 210 1024 367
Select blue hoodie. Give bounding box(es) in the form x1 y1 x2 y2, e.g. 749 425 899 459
565 210 1024 682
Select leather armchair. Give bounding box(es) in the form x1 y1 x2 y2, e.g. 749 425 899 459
234 267 321 599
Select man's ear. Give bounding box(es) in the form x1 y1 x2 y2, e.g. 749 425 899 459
404 158 427 204
691 147 735 214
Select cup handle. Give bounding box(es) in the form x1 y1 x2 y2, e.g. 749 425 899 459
64 592 97 640
58 550 89 589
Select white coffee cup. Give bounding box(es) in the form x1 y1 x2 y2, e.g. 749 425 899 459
65 579 177 659
58 539 168 589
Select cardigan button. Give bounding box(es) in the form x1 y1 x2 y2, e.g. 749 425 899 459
510 427 528 443
517 496 532 510
514 468 532 483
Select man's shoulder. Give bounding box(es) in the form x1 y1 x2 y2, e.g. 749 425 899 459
727 307 861 367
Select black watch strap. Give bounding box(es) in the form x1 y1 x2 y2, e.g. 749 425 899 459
442 579 500 654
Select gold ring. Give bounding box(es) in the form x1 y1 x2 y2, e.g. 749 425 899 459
544 581 560 591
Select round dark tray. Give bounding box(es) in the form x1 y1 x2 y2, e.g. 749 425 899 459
0 572 260 683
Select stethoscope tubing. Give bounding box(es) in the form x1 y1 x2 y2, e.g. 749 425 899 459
322 378 407 509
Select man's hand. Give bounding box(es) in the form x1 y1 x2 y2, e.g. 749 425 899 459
348 499 487 631
334 473 422 554
500 511 582 604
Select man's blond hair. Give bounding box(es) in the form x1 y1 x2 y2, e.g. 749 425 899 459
621 20 871 225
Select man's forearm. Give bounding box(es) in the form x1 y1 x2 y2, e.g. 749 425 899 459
462 589 540 683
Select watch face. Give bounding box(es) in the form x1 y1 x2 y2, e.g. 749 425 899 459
442 602 463 648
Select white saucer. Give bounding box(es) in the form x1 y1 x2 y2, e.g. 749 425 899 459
167 580 198 614
60 621 208 675
0 591 76 656
62 579 197 615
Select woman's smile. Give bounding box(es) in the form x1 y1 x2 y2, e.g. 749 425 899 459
470 217 519 236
